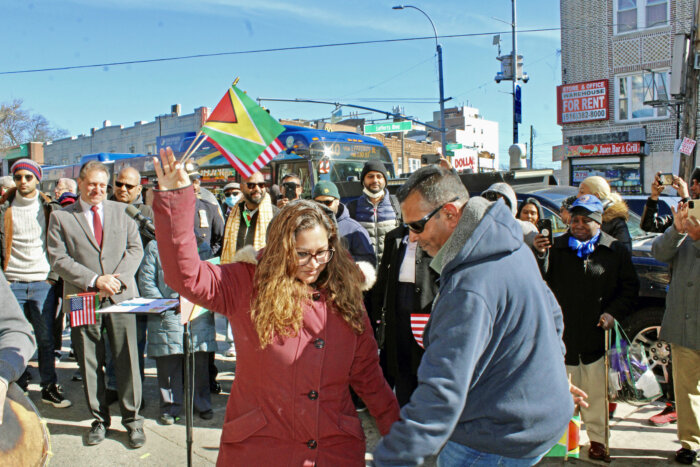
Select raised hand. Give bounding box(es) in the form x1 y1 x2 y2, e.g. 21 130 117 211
154 147 191 191
650 172 664 199
673 176 690 199
672 202 688 233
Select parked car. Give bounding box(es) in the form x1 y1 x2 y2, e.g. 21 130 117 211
514 186 672 391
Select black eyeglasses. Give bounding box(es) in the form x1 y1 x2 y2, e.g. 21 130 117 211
246 182 266 189
405 197 459 234
297 248 335 265
115 180 137 190
13 174 34 182
315 199 335 207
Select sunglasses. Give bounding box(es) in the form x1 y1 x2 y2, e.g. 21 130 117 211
246 182 266 189
315 199 335 207
13 174 34 182
115 180 137 190
405 197 459 234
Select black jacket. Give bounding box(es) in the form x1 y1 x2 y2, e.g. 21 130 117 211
541 231 639 365
370 225 438 402
640 197 676 233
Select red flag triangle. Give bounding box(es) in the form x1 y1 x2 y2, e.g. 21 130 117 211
208 89 238 124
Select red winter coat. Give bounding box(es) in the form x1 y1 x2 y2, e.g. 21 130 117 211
153 187 400 466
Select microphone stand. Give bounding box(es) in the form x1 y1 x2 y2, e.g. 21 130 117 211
184 319 193 467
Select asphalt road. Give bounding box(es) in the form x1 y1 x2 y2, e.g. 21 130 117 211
23 315 687 466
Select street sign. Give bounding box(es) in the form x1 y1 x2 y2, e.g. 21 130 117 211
514 84 522 124
446 143 463 150
364 121 413 134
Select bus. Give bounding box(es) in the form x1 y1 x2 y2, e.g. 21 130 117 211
158 125 395 199
39 125 395 201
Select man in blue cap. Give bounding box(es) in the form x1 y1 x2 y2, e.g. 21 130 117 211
537 194 639 461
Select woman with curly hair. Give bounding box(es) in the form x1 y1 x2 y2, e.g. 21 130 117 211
150 148 400 466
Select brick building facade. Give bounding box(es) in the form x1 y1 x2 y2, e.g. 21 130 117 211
558 0 695 194
43 105 208 165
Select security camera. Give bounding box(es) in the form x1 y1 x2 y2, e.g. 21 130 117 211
494 72 503 83
522 73 529 83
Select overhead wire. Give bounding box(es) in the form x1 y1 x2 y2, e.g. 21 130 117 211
0 13 693 76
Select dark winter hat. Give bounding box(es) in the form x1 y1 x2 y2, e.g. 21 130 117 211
691 166 700 184
570 194 604 224
360 160 388 184
312 180 340 199
11 158 42 181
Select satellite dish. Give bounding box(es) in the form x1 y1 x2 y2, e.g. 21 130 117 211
508 143 527 169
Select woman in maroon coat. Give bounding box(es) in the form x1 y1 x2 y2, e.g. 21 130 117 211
152 149 400 466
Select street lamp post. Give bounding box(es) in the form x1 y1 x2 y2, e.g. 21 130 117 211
393 5 447 158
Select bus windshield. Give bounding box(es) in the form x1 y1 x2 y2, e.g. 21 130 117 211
308 141 394 183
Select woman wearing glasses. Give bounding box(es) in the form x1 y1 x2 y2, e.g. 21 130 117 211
151 148 400 466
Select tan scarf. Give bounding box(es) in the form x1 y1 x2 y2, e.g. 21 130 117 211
221 193 273 264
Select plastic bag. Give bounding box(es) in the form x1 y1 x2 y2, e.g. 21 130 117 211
607 321 662 404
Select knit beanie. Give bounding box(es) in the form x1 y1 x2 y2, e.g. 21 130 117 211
11 158 43 181
360 160 388 184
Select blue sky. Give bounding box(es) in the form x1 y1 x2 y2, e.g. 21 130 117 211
1 0 563 168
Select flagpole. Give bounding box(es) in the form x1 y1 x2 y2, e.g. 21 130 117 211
180 130 205 164
184 320 193 467
181 134 208 166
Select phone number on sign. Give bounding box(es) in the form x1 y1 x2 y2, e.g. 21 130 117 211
562 109 607 122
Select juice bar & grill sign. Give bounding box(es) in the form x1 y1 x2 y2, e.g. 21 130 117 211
567 142 643 195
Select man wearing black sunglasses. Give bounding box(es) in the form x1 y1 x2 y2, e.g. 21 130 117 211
109 166 155 402
0 159 71 409
112 168 153 232
219 171 278 360
312 180 374 265
373 165 574 467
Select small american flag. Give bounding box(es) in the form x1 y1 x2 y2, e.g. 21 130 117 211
69 293 99 327
410 313 430 349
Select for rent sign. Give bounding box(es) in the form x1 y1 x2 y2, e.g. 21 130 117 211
557 80 609 125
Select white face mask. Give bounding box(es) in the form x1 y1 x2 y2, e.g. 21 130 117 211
225 194 241 207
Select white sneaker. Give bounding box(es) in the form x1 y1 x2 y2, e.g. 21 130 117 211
225 347 236 358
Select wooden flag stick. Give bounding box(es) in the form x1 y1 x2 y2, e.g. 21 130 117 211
232 76 240 86
180 131 207 165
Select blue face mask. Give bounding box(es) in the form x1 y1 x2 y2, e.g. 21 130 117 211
225 194 240 207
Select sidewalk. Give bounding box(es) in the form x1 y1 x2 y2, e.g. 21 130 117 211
32 315 685 466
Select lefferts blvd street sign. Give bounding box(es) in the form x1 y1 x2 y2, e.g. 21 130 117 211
364 121 413 134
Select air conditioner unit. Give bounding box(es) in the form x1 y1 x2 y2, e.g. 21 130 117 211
694 52 700 70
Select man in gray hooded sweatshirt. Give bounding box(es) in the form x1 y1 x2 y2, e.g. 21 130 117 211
482 182 538 247
373 166 573 466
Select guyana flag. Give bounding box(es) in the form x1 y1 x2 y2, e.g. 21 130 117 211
202 84 285 177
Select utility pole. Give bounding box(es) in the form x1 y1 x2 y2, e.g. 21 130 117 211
529 125 534 168
512 0 518 144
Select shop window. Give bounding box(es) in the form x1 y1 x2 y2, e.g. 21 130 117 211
617 70 669 121
615 0 668 34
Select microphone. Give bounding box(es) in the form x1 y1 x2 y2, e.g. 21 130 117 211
125 204 156 240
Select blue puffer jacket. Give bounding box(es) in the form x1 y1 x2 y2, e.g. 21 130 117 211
335 203 376 266
346 189 399 263
138 241 216 357
374 198 573 465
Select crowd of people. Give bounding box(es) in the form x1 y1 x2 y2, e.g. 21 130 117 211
0 153 698 466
